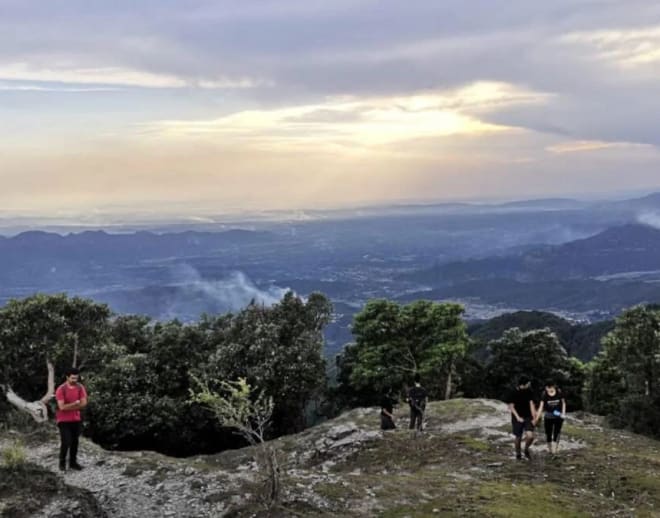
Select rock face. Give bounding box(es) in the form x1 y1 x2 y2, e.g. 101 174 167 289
2 399 660 517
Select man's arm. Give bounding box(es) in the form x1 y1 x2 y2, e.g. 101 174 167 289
57 390 87 411
529 399 537 421
57 399 82 410
561 398 566 418
534 401 545 425
509 403 523 422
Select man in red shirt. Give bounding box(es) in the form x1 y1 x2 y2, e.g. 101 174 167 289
55 367 88 471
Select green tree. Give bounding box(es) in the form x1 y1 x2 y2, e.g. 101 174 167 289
86 317 221 455
486 327 584 407
584 305 660 436
338 299 468 405
583 352 625 416
201 292 331 434
0 294 112 404
602 305 660 398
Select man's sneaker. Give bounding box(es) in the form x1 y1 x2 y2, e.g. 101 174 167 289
516 453 522 460
523 448 531 460
69 462 83 471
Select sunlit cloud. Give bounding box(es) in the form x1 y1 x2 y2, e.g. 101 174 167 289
561 25 660 67
546 140 651 154
0 62 272 89
0 82 122 92
141 81 546 149
2 1 660 214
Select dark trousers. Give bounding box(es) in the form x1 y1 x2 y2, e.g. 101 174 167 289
544 418 563 442
58 421 82 466
409 408 424 430
381 413 396 430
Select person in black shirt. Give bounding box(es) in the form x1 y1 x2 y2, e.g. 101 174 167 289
407 374 428 431
380 392 397 430
534 380 566 455
506 376 537 460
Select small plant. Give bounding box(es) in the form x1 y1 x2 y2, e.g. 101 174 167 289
2 439 27 470
190 376 281 505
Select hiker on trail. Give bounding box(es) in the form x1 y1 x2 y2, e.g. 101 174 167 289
380 392 397 430
506 376 536 460
534 380 566 455
407 375 428 431
55 367 88 472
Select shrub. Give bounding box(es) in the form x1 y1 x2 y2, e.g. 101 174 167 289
2 439 27 470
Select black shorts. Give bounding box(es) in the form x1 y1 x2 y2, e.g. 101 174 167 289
511 416 534 437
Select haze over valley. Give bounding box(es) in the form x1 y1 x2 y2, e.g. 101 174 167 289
3 192 660 357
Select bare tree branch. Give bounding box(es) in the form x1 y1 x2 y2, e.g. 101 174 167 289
2 360 53 423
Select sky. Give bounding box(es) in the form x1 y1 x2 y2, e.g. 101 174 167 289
1 0 660 215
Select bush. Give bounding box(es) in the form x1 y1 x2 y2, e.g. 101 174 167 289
609 395 660 438
2 439 27 470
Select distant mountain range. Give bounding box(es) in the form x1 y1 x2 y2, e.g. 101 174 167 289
408 223 660 284
0 229 273 260
4 192 660 354
400 223 660 318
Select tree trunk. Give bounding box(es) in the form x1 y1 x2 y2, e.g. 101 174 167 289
444 363 453 400
257 443 280 505
73 333 79 368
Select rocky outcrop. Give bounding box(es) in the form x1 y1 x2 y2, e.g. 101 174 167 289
2 399 659 517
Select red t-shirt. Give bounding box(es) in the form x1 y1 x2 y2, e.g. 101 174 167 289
55 382 87 423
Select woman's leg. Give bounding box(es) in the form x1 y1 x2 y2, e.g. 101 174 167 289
553 419 564 452
544 419 553 452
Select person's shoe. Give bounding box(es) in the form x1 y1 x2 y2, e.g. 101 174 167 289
516 453 522 460
523 447 531 460
59 462 66 472
69 462 83 471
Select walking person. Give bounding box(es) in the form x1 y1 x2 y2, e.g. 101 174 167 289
534 380 566 455
407 374 428 432
55 367 88 471
506 376 536 460
380 391 397 430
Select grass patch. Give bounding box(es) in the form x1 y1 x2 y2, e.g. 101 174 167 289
1 440 26 469
476 481 591 517
455 435 490 452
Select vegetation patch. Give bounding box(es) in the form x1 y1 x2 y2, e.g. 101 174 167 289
476 481 591 517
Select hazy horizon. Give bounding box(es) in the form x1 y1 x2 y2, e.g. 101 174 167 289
1 188 660 236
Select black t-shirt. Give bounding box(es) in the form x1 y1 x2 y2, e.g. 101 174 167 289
542 389 564 417
408 386 427 409
506 388 534 418
381 396 394 415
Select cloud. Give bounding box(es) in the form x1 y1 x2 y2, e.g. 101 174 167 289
140 81 544 149
0 62 270 89
0 82 122 92
560 25 660 68
546 140 650 154
2 1 660 211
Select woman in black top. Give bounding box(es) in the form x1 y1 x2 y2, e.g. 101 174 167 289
380 394 396 430
534 380 566 455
